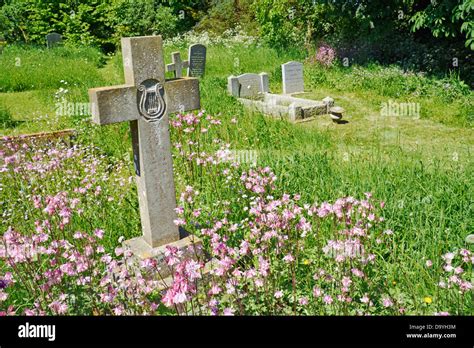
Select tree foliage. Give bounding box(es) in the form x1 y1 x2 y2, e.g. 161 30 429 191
252 0 472 50
410 0 474 49
0 0 208 50
0 0 472 54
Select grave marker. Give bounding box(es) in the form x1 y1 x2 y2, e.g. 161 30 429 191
282 61 304 94
187 44 207 78
88 36 200 261
46 32 62 48
228 73 269 98
166 52 189 78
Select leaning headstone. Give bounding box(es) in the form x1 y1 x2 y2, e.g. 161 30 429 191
187 44 207 78
282 61 304 94
228 76 240 97
228 73 269 98
166 52 189 78
0 36 5 54
88 36 201 274
46 32 62 48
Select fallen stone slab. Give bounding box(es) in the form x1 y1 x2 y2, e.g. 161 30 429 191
237 93 332 122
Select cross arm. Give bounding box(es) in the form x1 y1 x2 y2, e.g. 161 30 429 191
89 77 200 125
164 77 200 114
89 85 140 125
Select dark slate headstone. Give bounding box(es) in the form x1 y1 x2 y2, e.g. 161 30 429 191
46 32 62 48
187 44 207 78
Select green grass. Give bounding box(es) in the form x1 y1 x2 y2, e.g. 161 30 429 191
303 63 473 127
0 45 106 93
0 43 473 314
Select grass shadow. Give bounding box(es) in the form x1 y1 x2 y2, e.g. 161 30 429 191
0 103 24 129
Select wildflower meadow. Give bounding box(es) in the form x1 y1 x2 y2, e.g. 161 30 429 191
0 1 473 321
1 108 472 316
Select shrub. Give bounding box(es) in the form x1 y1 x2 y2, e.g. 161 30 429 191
307 43 336 67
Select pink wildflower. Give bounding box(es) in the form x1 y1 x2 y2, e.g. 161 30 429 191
283 253 294 263
274 290 283 299
323 295 333 304
94 229 104 239
298 297 309 305
313 287 322 297
223 308 234 316
382 296 393 308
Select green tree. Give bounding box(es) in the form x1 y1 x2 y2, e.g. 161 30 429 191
0 0 112 48
410 0 474 49
109 0 179 40
0 0 207 50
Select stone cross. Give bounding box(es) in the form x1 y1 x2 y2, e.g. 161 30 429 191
166 52 189 78
88 36 200 253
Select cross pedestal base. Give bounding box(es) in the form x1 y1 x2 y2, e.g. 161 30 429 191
123 235 205 279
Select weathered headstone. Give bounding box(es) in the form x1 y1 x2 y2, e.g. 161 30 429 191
187 44 207 78
88 36 201 266
282 61 304 94
228 73 269 98
166 52 189 78
46 32 62 48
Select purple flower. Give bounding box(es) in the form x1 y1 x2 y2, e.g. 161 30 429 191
0 279 8 289
315 44 336 67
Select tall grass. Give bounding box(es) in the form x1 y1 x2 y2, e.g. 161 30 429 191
304 63 473 126
0 45 106 93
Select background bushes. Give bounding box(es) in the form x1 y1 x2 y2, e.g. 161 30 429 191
0 0 472 84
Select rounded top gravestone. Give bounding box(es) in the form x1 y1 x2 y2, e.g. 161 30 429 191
282 61 304 94
187 44 207 78
46 32 62 48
